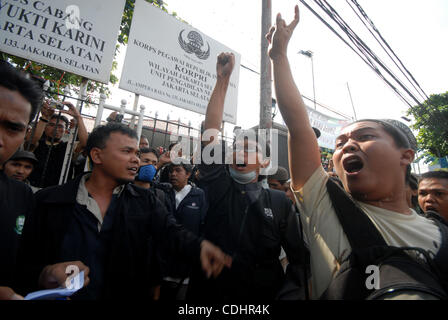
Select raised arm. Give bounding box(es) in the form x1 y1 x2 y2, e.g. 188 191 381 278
61 102 88 149
267 5 321 190
203 52 235 144
25 101 53 151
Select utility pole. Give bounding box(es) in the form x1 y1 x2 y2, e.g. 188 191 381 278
259 0 272 130
298 50 316 110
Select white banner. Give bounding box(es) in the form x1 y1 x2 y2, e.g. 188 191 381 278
0 0 126 83
305 105 350 150
119 0 241 124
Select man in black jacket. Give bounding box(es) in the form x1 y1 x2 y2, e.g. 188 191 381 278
187 53 309 301
15 123 231 300
157 161 207 300
0 61 42 300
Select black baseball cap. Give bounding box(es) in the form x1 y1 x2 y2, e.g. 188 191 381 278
8 150 38 165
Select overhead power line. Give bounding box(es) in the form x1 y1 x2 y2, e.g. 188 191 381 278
346 0 429 102
240 63 352 120
299 0 427 110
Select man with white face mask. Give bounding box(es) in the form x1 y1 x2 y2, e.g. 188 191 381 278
186 52 310 301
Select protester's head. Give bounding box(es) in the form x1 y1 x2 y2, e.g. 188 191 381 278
44 115 69 142
268 166 289 191
86 123 140 184
139 147 159 167
139 135 149 149
228 129 270 184
332 119 414 202
168 160 193 191
418 171 448 220
3 150 38 182
0 62 43 165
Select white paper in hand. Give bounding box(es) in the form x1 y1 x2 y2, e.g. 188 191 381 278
24 271 85 300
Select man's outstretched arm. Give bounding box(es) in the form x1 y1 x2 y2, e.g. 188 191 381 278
267 5 321 190
203 52 235 145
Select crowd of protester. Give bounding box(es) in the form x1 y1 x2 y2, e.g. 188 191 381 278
1 5 448 301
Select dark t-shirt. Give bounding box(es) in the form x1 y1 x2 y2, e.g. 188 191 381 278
0 171 34 287
29 138 68 188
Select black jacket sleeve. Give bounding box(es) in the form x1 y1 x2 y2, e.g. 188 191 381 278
276 194 310 299
148 190 202 264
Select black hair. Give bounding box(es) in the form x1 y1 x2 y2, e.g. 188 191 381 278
140 135 149 142
86 123 138 164
168 142 179 151
50 114 69 127
420 170 448 183
0 60 43 123
168 161 193 174
407 172 419 190
140 147 160 159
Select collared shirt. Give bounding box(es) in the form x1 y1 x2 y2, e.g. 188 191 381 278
174 184 192 210
76 173 125 231
24 179 40 193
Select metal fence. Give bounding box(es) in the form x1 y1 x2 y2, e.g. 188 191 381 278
26 86 235 187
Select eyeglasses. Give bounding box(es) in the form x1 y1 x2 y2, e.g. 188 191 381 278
47 123 65 129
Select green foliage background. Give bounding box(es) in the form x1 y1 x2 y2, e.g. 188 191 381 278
407 91 448 161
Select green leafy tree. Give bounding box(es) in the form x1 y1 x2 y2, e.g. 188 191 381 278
1 0 177 101
407 92 448 160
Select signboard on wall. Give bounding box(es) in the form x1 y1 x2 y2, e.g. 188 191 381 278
119 0 241 124
305 105 350 150
0 0 126 83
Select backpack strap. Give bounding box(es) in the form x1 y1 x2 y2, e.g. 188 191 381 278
326 178 387 251
425 210 448 228
429 216 448 287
